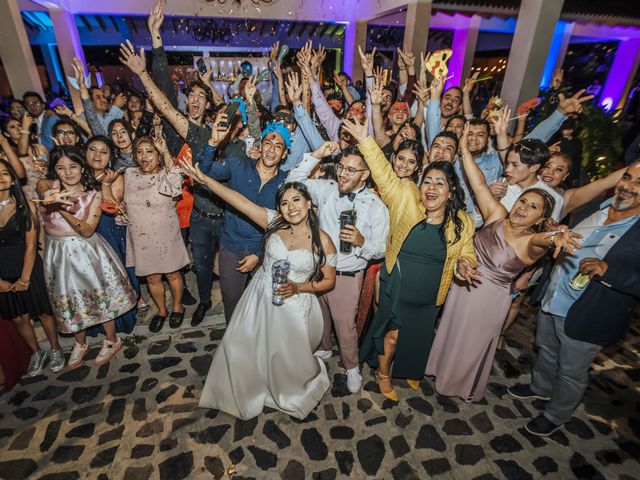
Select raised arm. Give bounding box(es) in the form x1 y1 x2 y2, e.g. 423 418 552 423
461 72 478 117
0 134 25 179
562 167 626 216
343 118 404 205
286 72 325 150
182 162 270 229
120 40 190 139
459 123 507 223
368 78 390 147
493 107 512 163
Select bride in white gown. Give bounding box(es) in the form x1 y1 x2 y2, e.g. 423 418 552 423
182 162 337 420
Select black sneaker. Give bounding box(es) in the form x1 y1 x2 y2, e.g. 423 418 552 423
507 383 551 401
182 287 197 306
525 414 563 436
191 302 212 327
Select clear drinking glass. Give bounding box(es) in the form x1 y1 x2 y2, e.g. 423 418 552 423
272 260 291 306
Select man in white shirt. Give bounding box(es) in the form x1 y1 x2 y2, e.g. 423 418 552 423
495 139 564 221
287 142 389 393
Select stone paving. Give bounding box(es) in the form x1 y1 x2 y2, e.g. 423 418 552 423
0 301 639 480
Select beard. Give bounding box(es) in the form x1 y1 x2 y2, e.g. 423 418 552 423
612 189 638 211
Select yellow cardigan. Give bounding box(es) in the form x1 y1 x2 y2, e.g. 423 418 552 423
358 136 477 306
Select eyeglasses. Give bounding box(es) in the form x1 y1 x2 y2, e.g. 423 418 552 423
336 164 367 177
56 130 76 138
24 100 41 107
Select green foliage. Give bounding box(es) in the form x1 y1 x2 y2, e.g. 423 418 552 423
527 87 623 180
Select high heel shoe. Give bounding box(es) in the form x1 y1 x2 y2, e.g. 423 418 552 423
375 371 398 402
406 379 421 391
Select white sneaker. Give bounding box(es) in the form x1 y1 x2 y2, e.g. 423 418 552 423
68 342 89 369
314 349 333 361
95 338 123 366
346 367 362 393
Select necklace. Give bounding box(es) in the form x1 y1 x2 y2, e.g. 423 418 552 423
0 197 14 210
505 220 532 238
289 226 311 248
426 212 444 224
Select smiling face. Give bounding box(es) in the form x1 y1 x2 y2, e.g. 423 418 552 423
428 136 457 163
381 89 394 113
508 191 548 229
55 124 79 146
54 156 83 188
337 153 369 194
393 148 419 180
539 155 570 188
612 163 640 212
466 123 489 156
446 117 465 139
110 122 132 151
278 187 312 225
504 149 539 186
420 168 452 214
389 103 410 126
441 88 462 119
135 141 161 174
260 132 287 169
86 140 111 172
187 86 210 122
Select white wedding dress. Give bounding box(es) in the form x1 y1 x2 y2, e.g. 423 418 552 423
199 222 335 420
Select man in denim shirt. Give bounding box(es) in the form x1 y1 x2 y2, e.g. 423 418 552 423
195 121 293 322
509 162 640 436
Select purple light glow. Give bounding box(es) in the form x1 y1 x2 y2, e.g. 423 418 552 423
599 38 640 111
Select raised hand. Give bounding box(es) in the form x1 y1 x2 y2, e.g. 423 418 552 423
244 76 257 105
53 104 73 118
119 40 147 76
397 48 415 71
430 74 444 100
310 45 326 79
180 161 207 184
493 107 511 136
558 89 593 116
21 112 34 130
368 77 384 106
269 41 281 63
312 141 339 159
341 117 368 144
358 46 376 77
148 0 165 37
459 123 471 156
333 71 348 90
208 110 231 146
418 51 431 83
284 71 302 104
551 68 564 90
70 57 88 91
551 230 583 258
463 71 480 95
412 80 429 104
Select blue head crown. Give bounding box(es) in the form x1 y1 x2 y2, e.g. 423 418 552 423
261 121 292 149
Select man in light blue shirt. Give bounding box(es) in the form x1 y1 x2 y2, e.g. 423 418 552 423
508 163 640 436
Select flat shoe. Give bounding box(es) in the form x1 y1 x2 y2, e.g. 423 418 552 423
149 314 166 333
169 311 185 329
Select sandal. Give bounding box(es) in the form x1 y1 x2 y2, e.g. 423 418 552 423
137 302 151 313
169 311 185 329
149 314 166 333
375 370 398 402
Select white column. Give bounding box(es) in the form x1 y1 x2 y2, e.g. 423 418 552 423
343 20 368 82
0 0 45 98
49 7 87 112
403 0 432 60
501 0 565 110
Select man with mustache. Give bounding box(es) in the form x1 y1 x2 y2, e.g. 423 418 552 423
508 161 640 436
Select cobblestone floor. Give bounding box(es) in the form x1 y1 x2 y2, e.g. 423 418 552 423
0 302 639 480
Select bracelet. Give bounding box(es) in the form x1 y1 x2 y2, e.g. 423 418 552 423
20 129 30 134
495 145 510 152
295 283 301 295
18 279 30 286
102 182 112 186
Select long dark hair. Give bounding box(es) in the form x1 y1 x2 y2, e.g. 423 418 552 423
260 182 326 282
0 159 33 232
393 140 424 182
47 145 100 192
421 161 466 244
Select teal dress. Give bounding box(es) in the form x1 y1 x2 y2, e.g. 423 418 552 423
359 221 446 379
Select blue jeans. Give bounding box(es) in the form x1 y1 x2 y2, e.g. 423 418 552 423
190 210 223 304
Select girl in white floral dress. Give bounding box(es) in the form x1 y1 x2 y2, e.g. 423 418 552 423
37 146 136 369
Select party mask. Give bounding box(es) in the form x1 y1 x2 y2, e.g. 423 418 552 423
427 49 453 79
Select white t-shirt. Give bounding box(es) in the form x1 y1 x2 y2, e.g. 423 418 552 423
500 178 564 221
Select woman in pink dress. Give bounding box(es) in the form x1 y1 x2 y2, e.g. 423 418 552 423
124 136 189 333
426 125 581 401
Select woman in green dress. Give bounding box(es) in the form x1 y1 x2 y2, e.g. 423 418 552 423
342 119 477 401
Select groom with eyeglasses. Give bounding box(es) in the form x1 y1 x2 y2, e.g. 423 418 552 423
287 140 389 394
